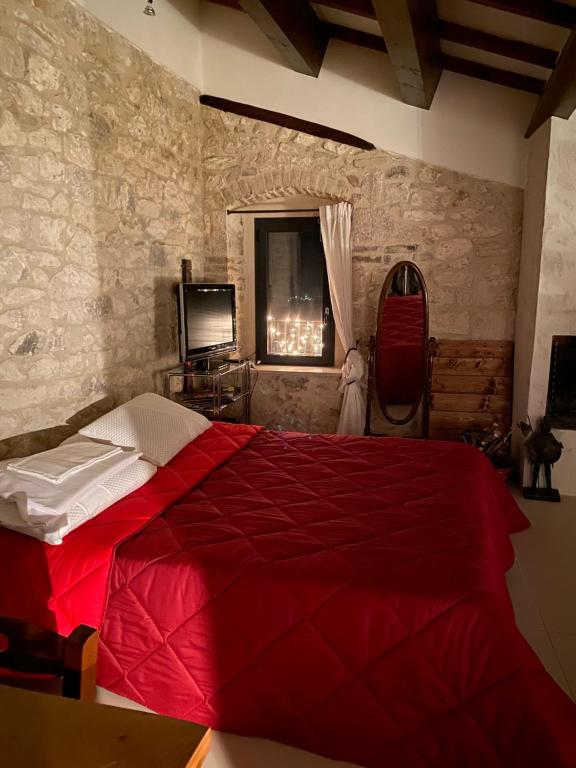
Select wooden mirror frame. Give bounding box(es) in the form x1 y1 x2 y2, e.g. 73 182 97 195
365 261 430 433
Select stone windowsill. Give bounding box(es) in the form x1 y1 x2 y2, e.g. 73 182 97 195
253 364 342 376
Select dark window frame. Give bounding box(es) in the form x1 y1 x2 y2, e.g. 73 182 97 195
255 217 335 367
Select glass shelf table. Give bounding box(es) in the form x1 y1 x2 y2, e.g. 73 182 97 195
163 360 251 423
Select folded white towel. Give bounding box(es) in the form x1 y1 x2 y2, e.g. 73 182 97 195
0 448 142 524
0 457 156 545
7 442 123 484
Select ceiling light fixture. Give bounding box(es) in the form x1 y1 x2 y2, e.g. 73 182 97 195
143 0 156 17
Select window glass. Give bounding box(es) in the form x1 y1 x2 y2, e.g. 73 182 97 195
255 218 334 366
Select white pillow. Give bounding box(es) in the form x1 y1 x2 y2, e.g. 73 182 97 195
78 393 211 466
0 458 156 545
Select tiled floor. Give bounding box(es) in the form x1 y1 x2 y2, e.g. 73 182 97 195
506 488 576 698
96 689 361 768
96 489 576 768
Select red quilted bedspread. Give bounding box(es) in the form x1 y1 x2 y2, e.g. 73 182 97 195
0 423 261 634
1 424 575 767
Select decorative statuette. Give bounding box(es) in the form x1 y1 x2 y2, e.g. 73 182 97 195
520 416 563 502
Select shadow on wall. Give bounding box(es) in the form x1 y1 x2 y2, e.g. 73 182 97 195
321 38 402 99
417 72 537 186
167 0 204 25
153 275 180 364
198 1 284 70
0 400 112 462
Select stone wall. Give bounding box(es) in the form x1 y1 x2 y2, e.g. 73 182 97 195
202 108 523 433
0 0 204 455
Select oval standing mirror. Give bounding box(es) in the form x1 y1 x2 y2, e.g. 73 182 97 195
374 261 429 426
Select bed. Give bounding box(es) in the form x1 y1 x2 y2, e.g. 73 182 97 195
1 422 575 768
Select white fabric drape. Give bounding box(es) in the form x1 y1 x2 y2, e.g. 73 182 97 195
320 202 366 435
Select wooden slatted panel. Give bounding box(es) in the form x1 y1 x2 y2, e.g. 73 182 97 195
429 339 513 442
429 427 478 442
430 411 509 432
432 357 512 377
432 374 510 395
430 393 511 413
434 340 513 358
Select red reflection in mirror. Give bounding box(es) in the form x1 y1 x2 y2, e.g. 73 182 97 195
374 262 428 425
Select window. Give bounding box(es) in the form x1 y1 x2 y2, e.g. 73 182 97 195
255 217 335 367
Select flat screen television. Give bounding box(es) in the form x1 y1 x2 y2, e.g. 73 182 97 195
178 283 237 362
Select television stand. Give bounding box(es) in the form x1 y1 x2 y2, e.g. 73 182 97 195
163 359 251 423
185 357 231 373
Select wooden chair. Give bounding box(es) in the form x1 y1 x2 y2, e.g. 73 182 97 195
0 617 98 701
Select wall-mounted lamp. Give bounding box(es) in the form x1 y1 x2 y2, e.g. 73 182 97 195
143 0 156 16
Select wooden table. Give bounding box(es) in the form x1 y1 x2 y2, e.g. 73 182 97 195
0 684 211 768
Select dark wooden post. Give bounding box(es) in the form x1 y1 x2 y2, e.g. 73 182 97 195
182 259 193 284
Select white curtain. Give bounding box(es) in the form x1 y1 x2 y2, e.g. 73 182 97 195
320 202 366 435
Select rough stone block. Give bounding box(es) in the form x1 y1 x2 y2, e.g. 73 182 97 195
8 330 45 356
29 53 60 91
51 192 69 216
23 193 51 212
435 239 474 260
0 251 28 283
353 207 394 246
0 111 26 147
64 133 96 170
28 127 62 153
0 209 26 243
52 103 73 132
30 215 69 251
3 286 44 307
9 81 45 116
0 182 17 208
17 23 55 60
403 209 445 223
0 37 25 78
0 152 12 181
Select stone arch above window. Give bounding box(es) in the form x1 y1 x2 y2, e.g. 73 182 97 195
210 169 354 211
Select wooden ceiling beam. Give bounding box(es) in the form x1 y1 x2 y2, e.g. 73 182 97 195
200 95 376 149
204 0 557 96
325 24 550 94
238 0 328 77
370 0 442 109
526 27 576 137
467 1 576 29
207 1 560 71
320 0 576 28
210 0 576 28
439 21 558 69
441 54 546 95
